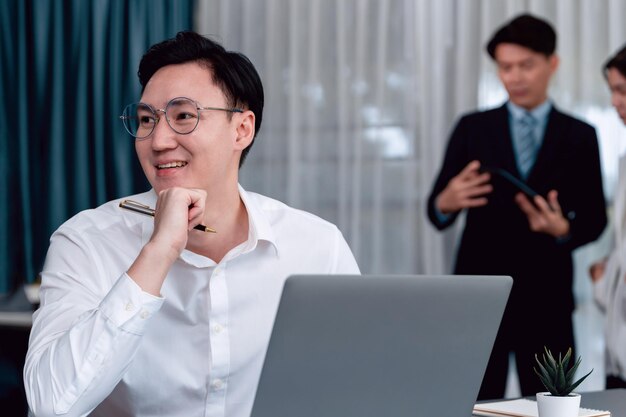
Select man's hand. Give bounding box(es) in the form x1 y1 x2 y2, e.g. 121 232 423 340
151 187 208 259
515 190 570 238
436 160 492 214
589 258 607 283
128 187 207 296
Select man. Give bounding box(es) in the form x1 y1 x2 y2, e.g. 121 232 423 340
24 31 359 417
590 45 626 389
427 14 607 399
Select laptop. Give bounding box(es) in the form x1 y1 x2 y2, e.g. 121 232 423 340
250 274 512 417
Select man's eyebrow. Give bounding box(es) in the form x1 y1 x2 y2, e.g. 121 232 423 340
520 57 535 65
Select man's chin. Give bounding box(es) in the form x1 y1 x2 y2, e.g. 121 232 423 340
510 98 538 110
150 179 183 194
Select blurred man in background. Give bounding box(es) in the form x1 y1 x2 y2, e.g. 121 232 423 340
427 14 607 399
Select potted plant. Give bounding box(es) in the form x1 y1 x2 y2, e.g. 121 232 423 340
533 347 593 417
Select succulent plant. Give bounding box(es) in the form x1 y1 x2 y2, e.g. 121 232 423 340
533 347 593 396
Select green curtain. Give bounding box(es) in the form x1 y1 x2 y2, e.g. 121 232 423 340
0 0 195 294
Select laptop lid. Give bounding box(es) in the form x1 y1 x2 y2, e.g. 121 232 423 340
250 274 512 417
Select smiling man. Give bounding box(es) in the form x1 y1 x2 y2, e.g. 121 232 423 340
24 32 359 417
427 14 607 399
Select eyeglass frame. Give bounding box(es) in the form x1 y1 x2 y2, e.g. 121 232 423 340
119 96 244 139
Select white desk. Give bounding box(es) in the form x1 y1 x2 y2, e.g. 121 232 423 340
581 389 626 417
476 389 626 417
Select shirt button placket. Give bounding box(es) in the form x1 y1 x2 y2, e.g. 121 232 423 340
207 264 230 411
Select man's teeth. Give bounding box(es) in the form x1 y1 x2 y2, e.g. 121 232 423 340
157 161 187 169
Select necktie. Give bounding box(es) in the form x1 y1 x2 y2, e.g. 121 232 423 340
517 112 537 178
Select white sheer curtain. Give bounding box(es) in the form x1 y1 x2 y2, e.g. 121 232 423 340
195 0 626 393
195 0 479 275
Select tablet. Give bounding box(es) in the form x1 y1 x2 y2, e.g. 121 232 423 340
481 166 539 198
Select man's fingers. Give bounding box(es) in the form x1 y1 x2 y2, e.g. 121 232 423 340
465 172 491 187
438 161 489 213
515 192 538 216
547 190 562 213
464 197 489 208
186 189 207 230
532 194 555 215
464 184 493 198
458 160 482 179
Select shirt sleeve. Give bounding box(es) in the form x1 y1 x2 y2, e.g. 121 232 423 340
426 116 469 230
593 250 620 313
24 227 164 417
559 124 607 251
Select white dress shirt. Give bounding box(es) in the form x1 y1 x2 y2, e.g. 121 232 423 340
594 154 626 381
24 185 360 417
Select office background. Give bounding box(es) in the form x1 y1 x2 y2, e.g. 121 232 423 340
2 0 626 404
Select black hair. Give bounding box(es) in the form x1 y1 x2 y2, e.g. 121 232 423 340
603 45 626 79
486 14 556 60
138 31 264 167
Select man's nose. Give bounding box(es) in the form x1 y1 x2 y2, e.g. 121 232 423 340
150 112 178 150
507 67 523 83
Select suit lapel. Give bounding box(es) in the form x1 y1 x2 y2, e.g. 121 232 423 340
494 105 519 176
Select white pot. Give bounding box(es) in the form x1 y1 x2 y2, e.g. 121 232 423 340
536 392 581 417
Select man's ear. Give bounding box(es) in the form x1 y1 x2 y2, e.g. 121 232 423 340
234 110 255 151
549 54 560 73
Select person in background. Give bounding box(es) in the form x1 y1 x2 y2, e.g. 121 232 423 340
24 31 359 417
427 14 607 399
590 44 626 390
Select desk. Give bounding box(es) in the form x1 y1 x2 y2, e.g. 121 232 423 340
0 311 33 328
475 389 626 417
581 389 626 417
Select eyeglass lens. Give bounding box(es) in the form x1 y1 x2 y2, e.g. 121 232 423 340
121 97 200 138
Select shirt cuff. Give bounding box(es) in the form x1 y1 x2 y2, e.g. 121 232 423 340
555 234 572 245
98 273 165 334
434 206 452 223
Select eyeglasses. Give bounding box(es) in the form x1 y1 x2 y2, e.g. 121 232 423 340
120 96 243 139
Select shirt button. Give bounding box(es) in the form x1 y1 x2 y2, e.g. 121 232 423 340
214 267 222 275
125 302 135 311
212 324 223 333
212 379 224 390
140 310 150 319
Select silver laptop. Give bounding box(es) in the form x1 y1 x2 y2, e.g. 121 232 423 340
250 274 512 417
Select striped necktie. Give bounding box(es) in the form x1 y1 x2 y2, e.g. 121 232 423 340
517 112 537 179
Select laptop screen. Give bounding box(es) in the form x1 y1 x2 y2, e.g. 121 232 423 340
250 274 512 417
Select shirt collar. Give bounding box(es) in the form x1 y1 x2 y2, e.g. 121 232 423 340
238 184 279 256
507 99 552 122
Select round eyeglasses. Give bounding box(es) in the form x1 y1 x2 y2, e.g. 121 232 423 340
120 96 243 139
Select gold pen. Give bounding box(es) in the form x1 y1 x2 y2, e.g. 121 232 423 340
119 199 217 233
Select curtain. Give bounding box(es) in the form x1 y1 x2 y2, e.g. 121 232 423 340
196 0 473 275
0 0 194 295
195 0 626 393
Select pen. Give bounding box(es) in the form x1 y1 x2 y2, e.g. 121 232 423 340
119 199 217 233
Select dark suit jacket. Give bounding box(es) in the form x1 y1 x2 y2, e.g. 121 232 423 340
427 104 607 322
